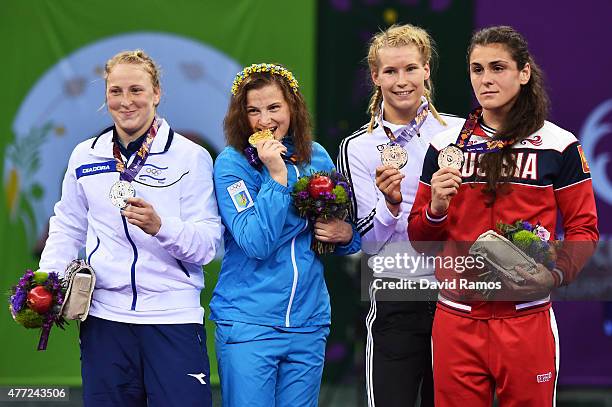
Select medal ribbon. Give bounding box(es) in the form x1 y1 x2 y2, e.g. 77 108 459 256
379 97 429 145
113 118 160 182
455 107 515 153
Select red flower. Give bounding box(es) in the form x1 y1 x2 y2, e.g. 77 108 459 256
27 286 53 314
308 175 333 199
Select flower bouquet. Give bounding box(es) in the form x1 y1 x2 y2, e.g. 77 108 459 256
292 171 352 254
9 269 66 350
469 220 559 298
495 220 558 270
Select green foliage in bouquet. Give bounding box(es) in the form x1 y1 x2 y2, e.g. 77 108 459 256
496 220 558 270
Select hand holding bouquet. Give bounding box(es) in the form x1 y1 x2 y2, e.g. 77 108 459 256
9 269 66 350
469 220 559 298
292 171 353 254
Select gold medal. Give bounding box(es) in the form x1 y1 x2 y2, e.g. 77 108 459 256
380 144 408 170
248 129 274 147
438 144 465 170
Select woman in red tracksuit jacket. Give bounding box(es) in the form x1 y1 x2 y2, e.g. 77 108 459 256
408 26 598 406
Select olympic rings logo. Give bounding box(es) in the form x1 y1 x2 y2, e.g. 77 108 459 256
146 168 163 176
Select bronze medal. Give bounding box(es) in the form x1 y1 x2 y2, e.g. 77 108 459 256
438 144 465 170
381 144 408 169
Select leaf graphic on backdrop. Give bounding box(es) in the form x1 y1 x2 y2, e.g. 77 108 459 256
581 99 612 206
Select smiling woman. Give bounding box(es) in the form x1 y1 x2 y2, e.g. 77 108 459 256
37 49 222 407
105 61 160 143
336 24 464 407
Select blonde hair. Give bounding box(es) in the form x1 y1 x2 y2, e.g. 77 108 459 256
366 24 445 132
104 49 161 92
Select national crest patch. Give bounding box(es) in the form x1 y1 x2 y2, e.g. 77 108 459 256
227 180 254 212
577 144 590 174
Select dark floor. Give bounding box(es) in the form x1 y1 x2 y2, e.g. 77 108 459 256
4 386 612 406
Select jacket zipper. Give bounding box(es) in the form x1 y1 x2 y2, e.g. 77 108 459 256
87 237 100 264
121 216 139 310
285 163 305 327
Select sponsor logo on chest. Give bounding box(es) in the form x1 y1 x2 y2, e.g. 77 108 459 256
76 160 117 179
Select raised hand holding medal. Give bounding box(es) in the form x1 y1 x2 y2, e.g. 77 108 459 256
111 118 164 235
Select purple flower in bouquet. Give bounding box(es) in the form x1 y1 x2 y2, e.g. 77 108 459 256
321 192 336 201
9 270 68 350
10 290 27 313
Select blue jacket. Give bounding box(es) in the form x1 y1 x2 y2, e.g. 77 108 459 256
210 140 361 327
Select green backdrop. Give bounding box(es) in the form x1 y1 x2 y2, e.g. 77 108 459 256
0 0 315 386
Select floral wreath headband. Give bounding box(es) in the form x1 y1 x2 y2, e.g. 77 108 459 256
231 63 300 96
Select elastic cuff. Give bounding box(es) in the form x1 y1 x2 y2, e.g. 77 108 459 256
551 267 564 287
263 177 290 194
385 196 402 205
155 216 182 243
377 197 402 226
425 203 447 223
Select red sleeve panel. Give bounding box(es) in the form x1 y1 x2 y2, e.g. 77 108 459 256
553 142 599 284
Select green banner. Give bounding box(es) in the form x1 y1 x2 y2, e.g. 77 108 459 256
0 0 315 386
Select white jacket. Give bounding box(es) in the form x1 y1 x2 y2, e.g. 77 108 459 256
337 111 464 280
39 119 222 324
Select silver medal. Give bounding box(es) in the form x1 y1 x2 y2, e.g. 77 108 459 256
438 144 465 170
381 144 408 169
109 180 136 209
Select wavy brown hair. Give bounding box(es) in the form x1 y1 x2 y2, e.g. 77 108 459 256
224 67 312 164
366 23 445 132
468 26 549 204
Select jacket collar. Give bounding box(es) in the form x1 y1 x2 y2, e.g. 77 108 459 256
90 118 171 158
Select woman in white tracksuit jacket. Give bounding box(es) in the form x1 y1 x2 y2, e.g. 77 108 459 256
37 50 221 407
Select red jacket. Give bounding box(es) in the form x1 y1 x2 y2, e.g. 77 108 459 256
408 120 599 319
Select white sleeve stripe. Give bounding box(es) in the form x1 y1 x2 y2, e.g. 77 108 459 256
425 210 447 223
553 177 592 191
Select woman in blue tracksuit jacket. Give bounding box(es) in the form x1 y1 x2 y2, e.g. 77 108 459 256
211 63 361 407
